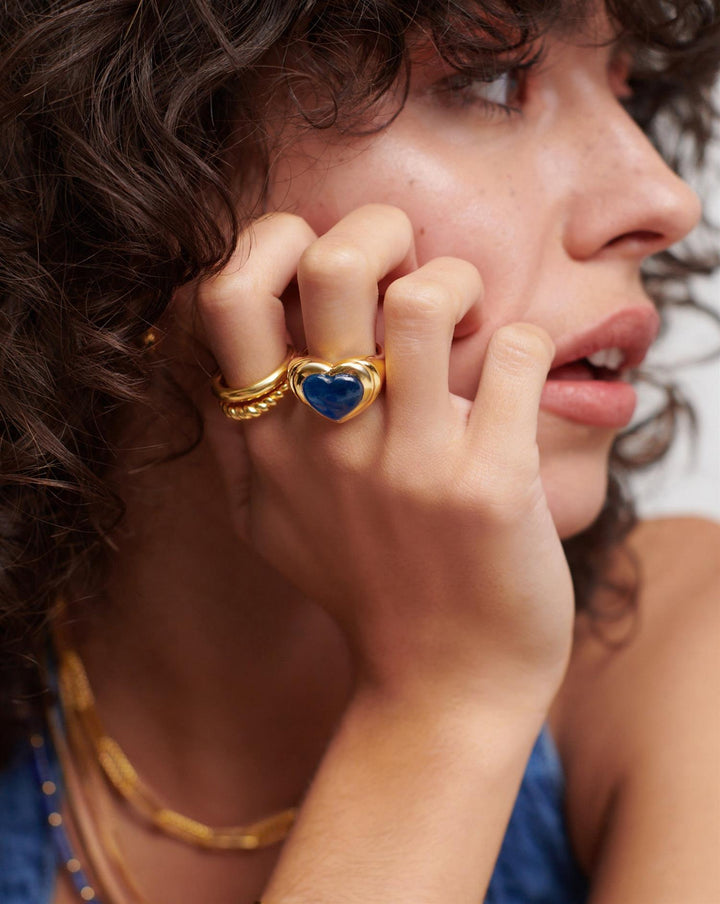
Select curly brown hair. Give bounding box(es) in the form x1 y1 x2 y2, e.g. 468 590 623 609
1 0 719 761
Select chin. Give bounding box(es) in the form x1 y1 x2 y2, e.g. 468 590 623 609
538 427 615 540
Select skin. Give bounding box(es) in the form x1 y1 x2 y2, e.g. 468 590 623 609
55 9 720 904
262 29 699 540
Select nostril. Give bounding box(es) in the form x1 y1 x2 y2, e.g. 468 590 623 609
605 230 664 248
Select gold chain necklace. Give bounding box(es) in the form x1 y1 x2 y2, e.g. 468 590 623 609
47 703 152 903
56 644 297 851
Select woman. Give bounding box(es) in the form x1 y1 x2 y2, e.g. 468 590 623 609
1 0 719 902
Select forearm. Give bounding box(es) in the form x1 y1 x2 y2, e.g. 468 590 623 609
263 685 549 904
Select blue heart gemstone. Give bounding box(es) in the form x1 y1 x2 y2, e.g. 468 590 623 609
303 372 364 420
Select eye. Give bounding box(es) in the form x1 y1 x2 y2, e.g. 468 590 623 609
431 68 526 117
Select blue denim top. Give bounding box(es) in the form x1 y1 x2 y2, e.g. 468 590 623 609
0 726 589 904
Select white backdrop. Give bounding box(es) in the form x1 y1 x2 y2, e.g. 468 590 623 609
628 127 720 523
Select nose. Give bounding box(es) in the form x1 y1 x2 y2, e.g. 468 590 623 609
561 98 702 262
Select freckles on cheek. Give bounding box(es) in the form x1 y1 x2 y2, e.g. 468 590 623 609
361 152 530 279
273 134 533 303
275 131 468 239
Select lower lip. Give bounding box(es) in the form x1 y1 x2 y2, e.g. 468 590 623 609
540 378 637 428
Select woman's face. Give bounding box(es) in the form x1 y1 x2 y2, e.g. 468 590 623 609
265 16 701 539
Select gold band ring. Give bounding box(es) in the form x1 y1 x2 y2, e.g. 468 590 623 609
212 345 295 421
288 346 385 423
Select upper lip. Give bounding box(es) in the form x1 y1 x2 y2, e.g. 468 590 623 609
550 305 661 372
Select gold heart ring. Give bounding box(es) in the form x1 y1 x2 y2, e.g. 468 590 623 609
288 348 385 423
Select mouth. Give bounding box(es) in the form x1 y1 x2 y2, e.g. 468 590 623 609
540 306 660 428
547 349 627 384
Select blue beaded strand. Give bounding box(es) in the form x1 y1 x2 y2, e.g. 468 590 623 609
29 728 103 903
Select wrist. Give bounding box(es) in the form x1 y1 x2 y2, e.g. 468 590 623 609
351 654 564 727
263 662 551 903
348 673 553 759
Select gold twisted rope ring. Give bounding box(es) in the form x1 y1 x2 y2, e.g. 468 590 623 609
212 345 295 421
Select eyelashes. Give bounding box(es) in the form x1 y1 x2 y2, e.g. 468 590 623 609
430 69 526 118
421 41 646 124
424 46 543 121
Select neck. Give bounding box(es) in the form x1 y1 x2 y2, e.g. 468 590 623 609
65 422 352 825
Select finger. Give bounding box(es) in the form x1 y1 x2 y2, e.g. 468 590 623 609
198 213 317 387
467 323 555 457
297 204 417 361
383 257 484 432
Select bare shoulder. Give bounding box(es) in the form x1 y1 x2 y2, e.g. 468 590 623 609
551 516 720 891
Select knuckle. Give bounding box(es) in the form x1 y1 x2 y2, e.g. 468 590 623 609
254 211 318 250
259 211 314 239
431 256 483 292
482 474 529 515
358 203 414 239
461 262 484 301
197 214 318 314
379 442 460 509
489 323 554 372
314 429 375 476
385 275 455 322
196 268 252 314
468 454 541 520
378 452 431 498
298 240 371 289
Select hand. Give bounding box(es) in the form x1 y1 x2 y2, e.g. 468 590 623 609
195 203 574 708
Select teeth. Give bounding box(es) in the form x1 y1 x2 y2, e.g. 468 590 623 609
586 347 625 370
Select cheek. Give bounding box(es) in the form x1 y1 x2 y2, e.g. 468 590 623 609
274 141 550 371
270 134 537 277
271 140 614 542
